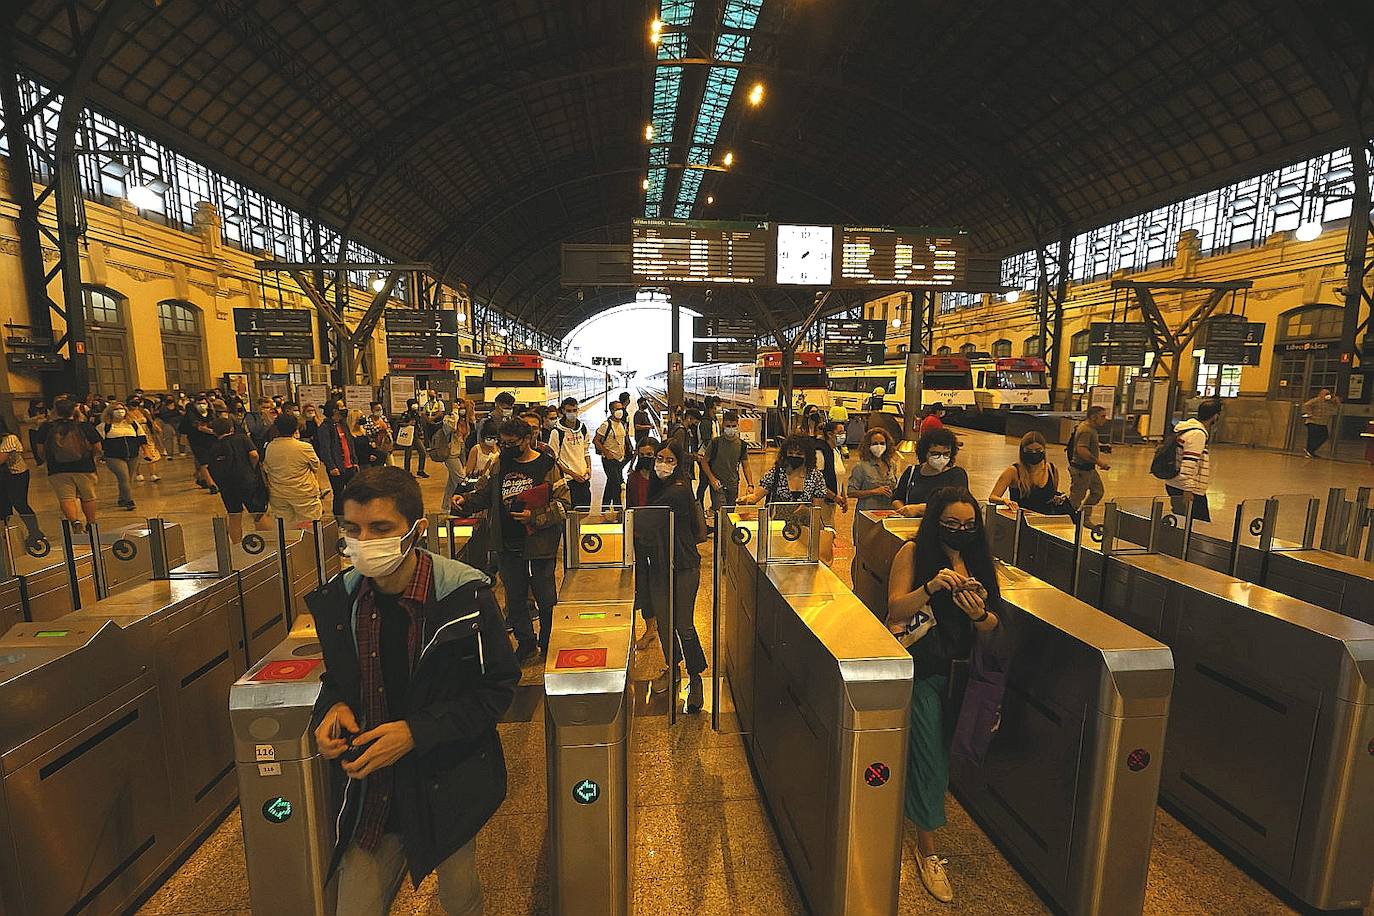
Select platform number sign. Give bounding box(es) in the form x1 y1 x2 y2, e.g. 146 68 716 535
1126 749 1151 772
572 778 600 805
262 796 293 823
864 761 890 787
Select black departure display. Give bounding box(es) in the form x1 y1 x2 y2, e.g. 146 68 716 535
837 227 968 288
631 219 769 285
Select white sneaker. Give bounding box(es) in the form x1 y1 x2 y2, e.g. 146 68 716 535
135 474 145 481
919 854 953 903
151 474 161 481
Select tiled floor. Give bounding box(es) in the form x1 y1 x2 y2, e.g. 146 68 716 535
22 401 1371 914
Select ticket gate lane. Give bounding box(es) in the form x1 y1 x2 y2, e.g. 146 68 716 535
229 620 335 916
1057 506 1374 912
857 515 1173 916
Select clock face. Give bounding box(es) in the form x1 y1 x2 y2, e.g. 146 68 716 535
775 224 834 285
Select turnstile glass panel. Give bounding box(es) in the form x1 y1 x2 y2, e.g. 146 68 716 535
759 502 821 564
1269 494 1319 553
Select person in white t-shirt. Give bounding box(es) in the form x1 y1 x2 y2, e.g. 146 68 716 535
547 397 592 510
594 402 632 510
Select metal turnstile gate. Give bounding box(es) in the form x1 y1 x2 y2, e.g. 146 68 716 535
230 621 336 916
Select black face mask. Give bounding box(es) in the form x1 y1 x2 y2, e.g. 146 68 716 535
784 455 804 470
1020 450 1045 466
938 527 979 552
636 456 653 471
500 444 524 461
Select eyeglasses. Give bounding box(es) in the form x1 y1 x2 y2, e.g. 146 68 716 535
939 521 978 533
927 449 952 458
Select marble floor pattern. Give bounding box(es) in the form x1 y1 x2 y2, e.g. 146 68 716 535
20 398 1370 914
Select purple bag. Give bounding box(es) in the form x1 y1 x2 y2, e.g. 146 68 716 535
950 640 1009 766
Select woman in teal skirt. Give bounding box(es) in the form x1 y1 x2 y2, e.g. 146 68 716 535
885 486 1005 904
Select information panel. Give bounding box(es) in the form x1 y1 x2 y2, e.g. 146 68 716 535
825 342 886 366
631 219 769 284
384 309 459 334
692 341 758 363
824 318 887 342
837 227 968 287
1202 315 1264 366
233 308 313 334
234 333 315 360
1087 322 1151 366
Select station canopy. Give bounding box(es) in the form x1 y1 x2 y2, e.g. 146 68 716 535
14 0 1374 336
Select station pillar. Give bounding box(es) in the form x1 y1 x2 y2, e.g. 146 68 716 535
668 300 683 407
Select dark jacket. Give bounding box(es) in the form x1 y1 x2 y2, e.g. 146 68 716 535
308 551 519 883
633 479 703 569
313 419 353 474
461 456 570 560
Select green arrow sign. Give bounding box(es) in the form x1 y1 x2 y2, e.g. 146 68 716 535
262 796 293 824
572 779 600 805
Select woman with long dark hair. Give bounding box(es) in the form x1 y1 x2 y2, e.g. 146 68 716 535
740 434 829 506
886 486 1005 905
988 431 1072 515
634 438 708 712
0 415 46 546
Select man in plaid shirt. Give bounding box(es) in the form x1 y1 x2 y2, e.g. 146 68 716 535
310 466 518 914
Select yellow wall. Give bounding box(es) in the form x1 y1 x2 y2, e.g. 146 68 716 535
866 227 1360 408
0 155 479 409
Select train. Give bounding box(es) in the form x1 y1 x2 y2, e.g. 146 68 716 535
481 351 607 406
645 351 833 413
828 355 1049 416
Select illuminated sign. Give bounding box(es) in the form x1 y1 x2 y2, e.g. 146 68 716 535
838 226 968 287
262 796 294 823
572 778 601 805
555 647 608 669
35 629 69 638
631 219 769 284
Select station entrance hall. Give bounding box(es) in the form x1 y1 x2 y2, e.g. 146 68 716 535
3 2 1374 915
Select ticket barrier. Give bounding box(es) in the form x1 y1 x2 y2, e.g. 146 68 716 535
0 620 172 916
857 513 1172 915
545 512 639 916
230 620 335 916
720 505 912 916
1083 501 1374 911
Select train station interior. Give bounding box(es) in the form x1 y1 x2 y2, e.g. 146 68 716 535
3 2 1374 915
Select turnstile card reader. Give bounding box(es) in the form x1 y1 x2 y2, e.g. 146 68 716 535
544 608 635 916
230 620 335 916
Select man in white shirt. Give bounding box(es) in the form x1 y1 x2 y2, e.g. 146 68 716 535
594 401 632 510
547 396 592 509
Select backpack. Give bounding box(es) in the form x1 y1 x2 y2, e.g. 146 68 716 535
49 421 93 464
427 421 453 461
1149 429 1182 480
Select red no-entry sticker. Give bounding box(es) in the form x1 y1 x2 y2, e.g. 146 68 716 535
864 762 890 787
1127 748 1151 772
555 647 608 670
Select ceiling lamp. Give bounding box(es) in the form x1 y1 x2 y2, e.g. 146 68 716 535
456 311 467 324
748 82 765 107
369 272 387 293
1005 290 1021 303
644 123 654 141
642 177 651 190
1295 221 1322 242
706 195 714 205
649 18 663 45
722 151 734 168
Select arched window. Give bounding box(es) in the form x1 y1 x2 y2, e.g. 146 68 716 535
83 287 132 396
1272 304 1344 398
959 343 977 355
1024 334 1042 357
936 345 952 355
1068 329 1100 400
991 339 1012 358
158 300 206 392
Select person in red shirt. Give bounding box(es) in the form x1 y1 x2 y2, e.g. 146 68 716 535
918 403 946 439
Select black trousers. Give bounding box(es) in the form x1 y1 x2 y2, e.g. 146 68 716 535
1305 422 1330 456
328 466 357 517
642 560 707 675
403 444 427 473
601 456 626 509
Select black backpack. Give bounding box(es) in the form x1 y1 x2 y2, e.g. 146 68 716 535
1149 429 1182 480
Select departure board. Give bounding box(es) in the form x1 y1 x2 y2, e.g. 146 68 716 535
631 219 769 285
837 226 968 287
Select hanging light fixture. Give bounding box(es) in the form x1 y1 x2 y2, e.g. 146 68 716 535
1295 220 1323 241
369 272 387 293
1005 290 1021 303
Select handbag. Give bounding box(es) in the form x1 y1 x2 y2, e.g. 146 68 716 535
395 424 415 448
950 637 1010 766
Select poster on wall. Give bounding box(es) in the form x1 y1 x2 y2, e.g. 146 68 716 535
222 373 250 400
1088 385 1117 417
386 376 416 415
297 384 330 410
344 385 375 416
259 374 292 400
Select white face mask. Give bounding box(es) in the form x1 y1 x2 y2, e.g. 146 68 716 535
834 434 845 446
342 520 420 579
112 408 127 420
563 410 578 421
723 426 739 438
654 460 675 479
926 455 951 471
869 443 886 457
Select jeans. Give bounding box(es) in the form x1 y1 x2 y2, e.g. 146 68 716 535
1305 422 1330 456
496 553 558 650
403 443 427 474
105 455 138 504
643 560 707 675
567 477 591 511
159 423 179 458
442 456 467 508
336 834 481 916
328 466 358 517
600 457 625 509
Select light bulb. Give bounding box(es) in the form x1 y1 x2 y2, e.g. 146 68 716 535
1295 221 1322 241
722 151 734 168
1005 290 1021 303
370 273 386 292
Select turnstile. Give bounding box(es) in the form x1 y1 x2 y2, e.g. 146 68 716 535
1094 548 1374 911
544 566 636 916
721 509 912 916
856 514 1172 915
0 620 172 916
230 620 335 916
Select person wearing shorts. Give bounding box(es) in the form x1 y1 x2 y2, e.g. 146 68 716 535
35 398 102 531
207 417 269 543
